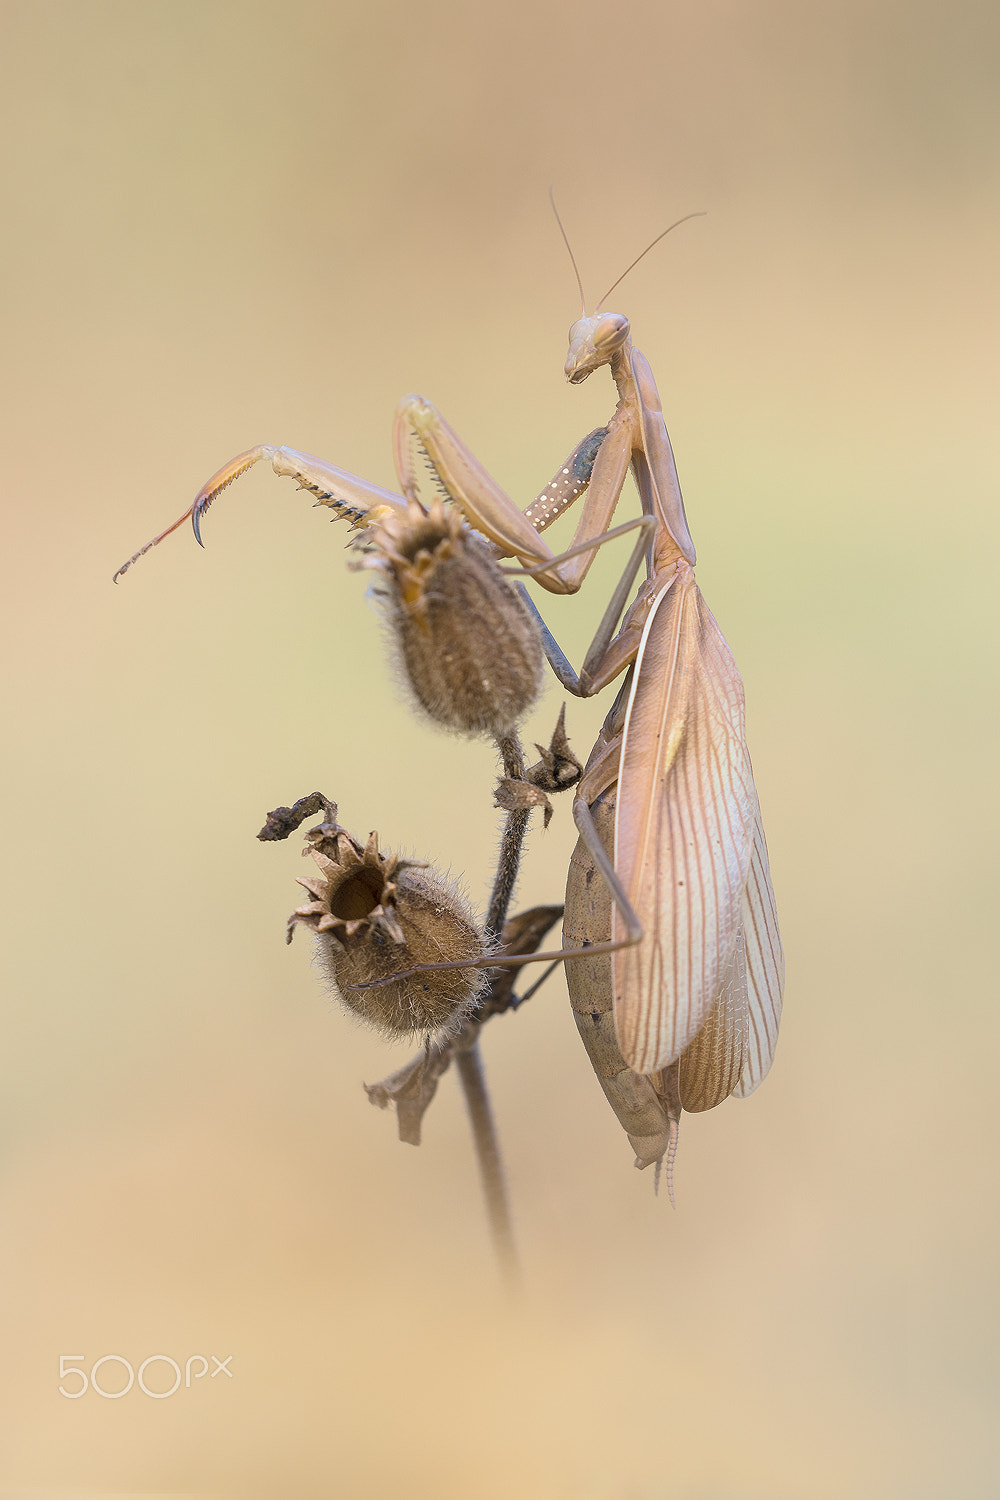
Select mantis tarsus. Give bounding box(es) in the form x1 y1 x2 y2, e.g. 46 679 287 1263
114 217 784 1180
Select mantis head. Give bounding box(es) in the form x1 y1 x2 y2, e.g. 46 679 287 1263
564 313 631 384
549 190 705 386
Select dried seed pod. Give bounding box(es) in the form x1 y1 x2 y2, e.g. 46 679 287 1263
286 814 488 1039
361 497 545 738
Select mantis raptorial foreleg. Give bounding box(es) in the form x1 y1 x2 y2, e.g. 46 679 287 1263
114 297 697 601
112 424 613 584
113 446 412 580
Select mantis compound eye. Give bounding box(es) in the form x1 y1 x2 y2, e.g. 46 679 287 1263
591 314 629 351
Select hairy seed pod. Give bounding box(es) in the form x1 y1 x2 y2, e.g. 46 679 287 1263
286 816 488 1038
362 498 545 737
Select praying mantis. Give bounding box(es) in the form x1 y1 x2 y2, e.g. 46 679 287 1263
515 269 783 1175
114 217 784 1179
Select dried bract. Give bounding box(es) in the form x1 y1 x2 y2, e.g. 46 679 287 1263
286 814 488 1039
361 498 545 738
495 704 583 828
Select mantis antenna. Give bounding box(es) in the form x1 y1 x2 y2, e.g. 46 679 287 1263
548 186 587 319
595 212 707 311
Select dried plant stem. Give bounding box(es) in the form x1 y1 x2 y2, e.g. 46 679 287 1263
485 731 528 946
455 1039 520 1290
366 714 579 1285
455 730 530 1285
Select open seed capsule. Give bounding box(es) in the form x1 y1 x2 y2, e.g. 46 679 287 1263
286 812 488 1038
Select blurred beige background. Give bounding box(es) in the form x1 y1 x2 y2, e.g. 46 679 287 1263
2 1 997 1495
